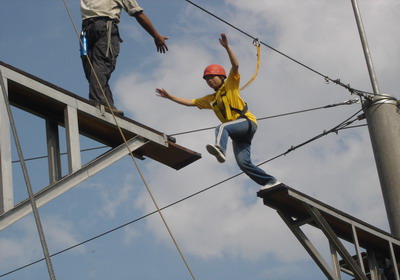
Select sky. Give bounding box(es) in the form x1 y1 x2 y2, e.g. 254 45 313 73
1 0 400 279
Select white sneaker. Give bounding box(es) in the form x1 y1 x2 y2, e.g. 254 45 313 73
206 144 226 163
260 180 282 191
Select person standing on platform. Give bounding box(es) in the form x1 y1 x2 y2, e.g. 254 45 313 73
80 0 169 115
156 34 280 190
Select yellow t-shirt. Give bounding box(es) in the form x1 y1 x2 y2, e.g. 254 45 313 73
193 69 257 124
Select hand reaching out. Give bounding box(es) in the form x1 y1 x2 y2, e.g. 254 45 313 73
219 33 229 49
155 88 195 106
155 88 171 99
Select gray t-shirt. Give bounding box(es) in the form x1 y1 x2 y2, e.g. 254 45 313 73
81 0 143 23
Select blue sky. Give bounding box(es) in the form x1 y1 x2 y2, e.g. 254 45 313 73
1 0 400 279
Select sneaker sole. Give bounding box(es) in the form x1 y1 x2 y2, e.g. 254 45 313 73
206 144 225 163
260 181 282 191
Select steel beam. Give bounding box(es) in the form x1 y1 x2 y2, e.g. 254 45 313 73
277 210 339 280
0 72 13 214
305 205 368 280
46 119 62 184
389 241 400 280
330 243 342 279
351 224 366 273
64 105 81 173
0 136 147 230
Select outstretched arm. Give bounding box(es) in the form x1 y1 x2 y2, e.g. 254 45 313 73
219 33 239 75
134 12 169 53
155 88 195 107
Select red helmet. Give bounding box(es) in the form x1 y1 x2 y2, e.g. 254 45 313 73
203 64 226 79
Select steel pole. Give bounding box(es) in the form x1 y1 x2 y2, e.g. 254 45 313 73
351 0 380 95
352 0 400 237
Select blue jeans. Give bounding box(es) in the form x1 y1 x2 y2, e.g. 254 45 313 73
215 118 276 185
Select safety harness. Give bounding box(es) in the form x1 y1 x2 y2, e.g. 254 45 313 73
211 84 252 134
211 83 240 123
81 17 122 59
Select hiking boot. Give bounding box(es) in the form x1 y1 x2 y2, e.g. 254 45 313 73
90 101 124 116
206 144 226 163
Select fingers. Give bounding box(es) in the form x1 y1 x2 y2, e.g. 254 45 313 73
155 88 168 97
156 36 169 53
219 33 228 47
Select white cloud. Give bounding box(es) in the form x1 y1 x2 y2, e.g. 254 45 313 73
1 1 398 279
97 174 137 219
0 216 84 271
114 0 397 270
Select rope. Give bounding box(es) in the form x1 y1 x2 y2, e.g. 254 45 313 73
183 0 377 98
170 98 360 136
257 109 365 166
0 2 370 278
0 71 56 279
0 108 367 279
60 0 196 279
240 39 261 91
12 146 108 164
10 99 359 164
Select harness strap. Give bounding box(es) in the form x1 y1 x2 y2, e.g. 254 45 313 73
105 20 114 58
230 103 252 136
230 103 248 118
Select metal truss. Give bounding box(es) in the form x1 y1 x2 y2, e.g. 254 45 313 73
258 185 400 280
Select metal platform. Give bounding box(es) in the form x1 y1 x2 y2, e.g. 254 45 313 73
0 61 201 230
258 184 400 280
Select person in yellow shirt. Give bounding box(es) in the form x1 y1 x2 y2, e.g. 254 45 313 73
156 34 280 190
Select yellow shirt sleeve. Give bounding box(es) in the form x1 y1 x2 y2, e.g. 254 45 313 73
192 94 214 110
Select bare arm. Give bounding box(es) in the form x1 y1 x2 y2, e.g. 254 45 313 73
219 33 239 75
134 12 169 53
155 88 196 107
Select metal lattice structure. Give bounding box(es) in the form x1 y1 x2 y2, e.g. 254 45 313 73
0 61 201 230
258 185 400 280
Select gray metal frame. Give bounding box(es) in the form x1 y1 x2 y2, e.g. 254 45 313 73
259 186 400 280
0 72 13 214
0 62 180 230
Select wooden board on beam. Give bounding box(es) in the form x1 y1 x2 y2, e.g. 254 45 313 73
0 61 201 170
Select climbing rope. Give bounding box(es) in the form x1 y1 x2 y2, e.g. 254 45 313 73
184 0 377 99
60 0 196 279
0 106 367 279
0 71 57 280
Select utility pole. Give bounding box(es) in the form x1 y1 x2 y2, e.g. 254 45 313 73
351 0 400 237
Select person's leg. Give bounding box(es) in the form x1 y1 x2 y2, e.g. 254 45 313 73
82 20 120 109
233 139 277 186
207 118 248 163
231 120 278 186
